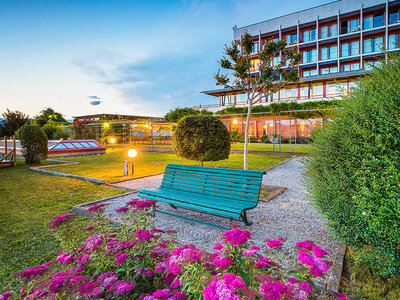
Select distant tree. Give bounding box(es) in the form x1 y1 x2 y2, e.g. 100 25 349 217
173 116 230 166
33 107 67 127
164 107 213 123
1 109 29 137
215 32 301 169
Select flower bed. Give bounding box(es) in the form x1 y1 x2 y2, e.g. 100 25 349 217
1 198 347 300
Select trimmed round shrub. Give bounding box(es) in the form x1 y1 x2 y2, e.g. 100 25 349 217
305 55 400 275
173 116 230 165
19 125 48 164
41 124 69 140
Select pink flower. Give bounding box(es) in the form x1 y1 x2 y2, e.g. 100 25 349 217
81 234 103 250
50 215 74 227
83 226 95 230
88 203 107 212
251 245 260 251
254 257 277 269
114 281 134 295
213 243 224 251
202 274 246 300
259 281 286 300
169 264 182 275
309 267 324 277
115 252 129 265
115 206 129 213
296 240 314 250
312 246 328 257
288 278 299 284
241 249 256 256
0 293 13 300
96 272 118 289
223 229 251 246
266 240 283 249
170 277 183 289
219 257 233 269
135 229 154 240
300 281 313 292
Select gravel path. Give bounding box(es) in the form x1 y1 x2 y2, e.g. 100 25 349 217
81 157 338 261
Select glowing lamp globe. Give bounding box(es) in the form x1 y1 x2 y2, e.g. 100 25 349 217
232 119 238 124
104 123 110 128
128 149 137 158
110 137 116 144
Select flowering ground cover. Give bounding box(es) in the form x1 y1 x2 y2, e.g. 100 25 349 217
44 149 292 182
0 161 124 288
1 198 342 299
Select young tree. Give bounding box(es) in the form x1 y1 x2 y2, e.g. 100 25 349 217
1 109 29 136
215 32 301 169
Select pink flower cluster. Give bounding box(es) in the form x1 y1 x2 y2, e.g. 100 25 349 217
202 273 247 300
296 240 330 277
50 214 74 228
127 198 156 210
223 229 251 246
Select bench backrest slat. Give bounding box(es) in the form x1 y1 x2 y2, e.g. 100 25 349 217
161 164 265 206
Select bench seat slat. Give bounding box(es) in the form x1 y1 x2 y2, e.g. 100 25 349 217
161 179 259 199
163 174 261 192
161 184 259 204
165 172 263 185
138 189 250 218
167 164 265 177
164 169 263 182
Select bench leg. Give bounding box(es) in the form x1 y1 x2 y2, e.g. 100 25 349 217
241 210 253 226
169 204 178 209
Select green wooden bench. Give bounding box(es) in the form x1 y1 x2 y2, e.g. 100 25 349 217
138 164 266 228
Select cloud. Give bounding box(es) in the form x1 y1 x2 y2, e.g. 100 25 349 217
88 95 101 99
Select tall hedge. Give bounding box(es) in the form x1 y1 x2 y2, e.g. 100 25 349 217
304 55 400 275
173 116 230 165
19 125 48 164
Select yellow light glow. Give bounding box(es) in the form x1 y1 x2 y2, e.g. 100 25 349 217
104 123 110 127
269 123 273 127
128 149 137 158
144 124 149 128
110 137 116 144
263 125 267 128
232 119 238 124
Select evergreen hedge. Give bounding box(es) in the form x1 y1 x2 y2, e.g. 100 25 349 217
18 125 48 164
304 55 400 275
173 116 230 165
215 99 341 119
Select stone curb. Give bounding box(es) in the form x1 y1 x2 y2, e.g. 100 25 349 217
265 154 299 172
263 187 287 202
31 167 105 184
326 244 346 293
108 173 164 185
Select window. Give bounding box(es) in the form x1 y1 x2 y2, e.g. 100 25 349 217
303 69 318 77
389 33 399 50
341 41 359 57
310 83 323 97
364 60 382 71
341 18 360 34
390 9 399 24
273 56 281 66
302 49 317 63
285 33 298 45
299 84 308 99
320 66 338 74
302 28 316 42
321 45 337 60
320 24 337 39
342 62 360 72
251 42 259 54
236 94 246 103
363 13 384 30
364 37 383 53
283 87 298 100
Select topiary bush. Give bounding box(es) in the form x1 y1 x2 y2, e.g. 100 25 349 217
173 116 230 166
305 54 400 275
41 124 69 140
18 125 48 164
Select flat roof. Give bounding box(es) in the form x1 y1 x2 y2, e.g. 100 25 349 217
201 70 366 96
73 113 163 120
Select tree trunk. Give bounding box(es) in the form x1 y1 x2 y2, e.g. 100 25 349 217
244 95 253 170
200 161 203 167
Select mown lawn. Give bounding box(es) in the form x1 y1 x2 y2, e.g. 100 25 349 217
111 143 312 153
0 160 124 287
45 150 292 182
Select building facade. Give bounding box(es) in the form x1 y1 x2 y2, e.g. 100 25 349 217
198 0 400 139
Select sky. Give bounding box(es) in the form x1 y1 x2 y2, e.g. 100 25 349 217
0 0 332 119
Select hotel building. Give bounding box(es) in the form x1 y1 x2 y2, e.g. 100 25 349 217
198 0 400 139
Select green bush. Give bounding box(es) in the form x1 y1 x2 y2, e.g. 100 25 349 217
305 54 400 275
18 125 48 164
173 116 230 165
41 124 69 140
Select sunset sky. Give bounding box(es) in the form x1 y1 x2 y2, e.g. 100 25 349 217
0 0 331 119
